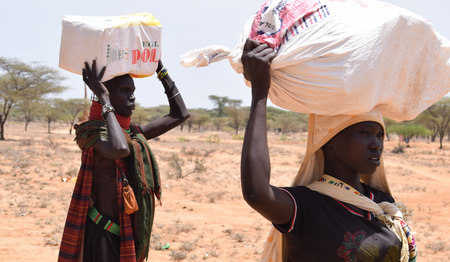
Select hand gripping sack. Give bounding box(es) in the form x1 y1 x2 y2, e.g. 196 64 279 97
180 0 450 121
59 13 162 81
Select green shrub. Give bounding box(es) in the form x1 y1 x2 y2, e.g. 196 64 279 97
206 134 220 144
177 136 190 142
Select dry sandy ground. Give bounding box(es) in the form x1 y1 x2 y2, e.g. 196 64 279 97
0 121 449 261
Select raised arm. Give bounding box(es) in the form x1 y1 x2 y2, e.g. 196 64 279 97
83 60 130 159
138 60 190 140
240 39 294 225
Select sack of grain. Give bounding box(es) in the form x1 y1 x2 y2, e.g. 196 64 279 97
180 0 450 121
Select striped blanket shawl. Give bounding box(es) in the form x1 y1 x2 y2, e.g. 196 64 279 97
58 120 161 262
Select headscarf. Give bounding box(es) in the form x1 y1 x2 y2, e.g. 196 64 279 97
291 109 390 193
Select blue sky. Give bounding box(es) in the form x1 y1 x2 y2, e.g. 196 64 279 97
0 0 448 109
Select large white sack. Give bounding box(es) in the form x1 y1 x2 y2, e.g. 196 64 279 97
180 0 450 121
60 13 162 82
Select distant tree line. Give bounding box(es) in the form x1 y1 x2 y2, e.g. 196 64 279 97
1 57 449 148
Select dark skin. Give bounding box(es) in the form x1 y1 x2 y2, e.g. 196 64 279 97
82 59 189 220
240 39 385 225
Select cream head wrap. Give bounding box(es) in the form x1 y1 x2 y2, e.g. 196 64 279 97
261 109 393 262
292 109 391 194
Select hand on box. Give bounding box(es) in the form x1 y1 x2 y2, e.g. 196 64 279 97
82 60 108 100
157 59 163 73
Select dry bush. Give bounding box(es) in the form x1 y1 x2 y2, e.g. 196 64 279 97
233 232 245 243
205 243 220 258
206 134 220 144
398 185 427 192
180 240 197 252
169 250 187 261
166 153 207 179
425 240 446 253
206 191 226 203
392 144 405 154
176 136 190 143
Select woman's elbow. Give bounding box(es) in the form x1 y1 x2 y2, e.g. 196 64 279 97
181 111 190 121
116 147 131 158
242 191 259 207
242 187 268 209
107 145 130 159
176 112 190 124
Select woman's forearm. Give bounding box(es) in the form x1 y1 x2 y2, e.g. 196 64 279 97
241 91 272 210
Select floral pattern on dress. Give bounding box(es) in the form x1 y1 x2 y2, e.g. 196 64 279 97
337 230 367 262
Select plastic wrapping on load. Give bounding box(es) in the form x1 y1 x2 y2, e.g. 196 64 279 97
59 13 162 82
180 0 450 121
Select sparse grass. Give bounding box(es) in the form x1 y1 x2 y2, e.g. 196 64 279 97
421 150 434 155
1 122 449 261
426 240 446 253
47 135 60 149
173 222 197 234
167 153 184 178
254 222 263 231
167 153 207 179
15 201 29 217
181 147 198 156
13 158 31 169
428 224 439 232
181 147 216 158
39 201 49 209
180 240 197 252
65 168 78 177
177 136 190 142
188 157 206 174
392 144 405 154
278 135 290 141
232 134 243 140
233 232 245 242
169 250 187 260
206 134 220 144
206 243 220 258
44 224 64 246
398 185 427 192
223 229 245 242
23 139 33 146
206 191 225 203
150 233 164 250
44 235 60 246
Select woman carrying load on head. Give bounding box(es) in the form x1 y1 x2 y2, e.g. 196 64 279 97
58 58 190 262
240 38 417 262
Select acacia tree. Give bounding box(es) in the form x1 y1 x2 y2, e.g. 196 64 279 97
0 57 66 140
267 107 308 133
195 113 209 131
383 117 401 141
227 106 245 135
211 116 228 131
208 95 229 117
386 124 432 147
56 98 90 134
419 97 450 149
18 98 42 131
226 99 245 135
275 115 300 134
39 99 63 134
